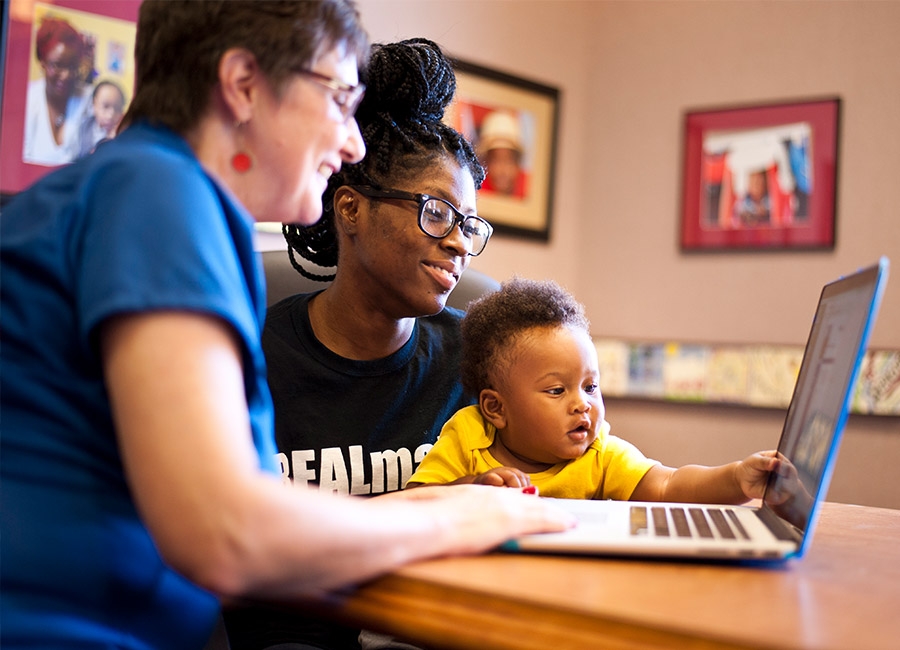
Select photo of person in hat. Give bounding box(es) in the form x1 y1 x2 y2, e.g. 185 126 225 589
477 109 529 199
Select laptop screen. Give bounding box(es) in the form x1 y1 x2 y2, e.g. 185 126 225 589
763 260 888 535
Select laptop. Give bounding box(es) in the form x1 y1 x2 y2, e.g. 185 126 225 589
504 257 890 562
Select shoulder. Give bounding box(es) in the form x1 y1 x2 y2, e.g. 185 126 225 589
446 404 483 426
264 293 311 338
587 420 612 450
593 423 655 475
412 316 463 376
423 305 464 327
26 78 46 100
72 84 93 107
267 291 312 318
83 124 229 233
442 405 491 449
588 421 646 462
75 125 256 296
92 123 202 178
417 306 464 347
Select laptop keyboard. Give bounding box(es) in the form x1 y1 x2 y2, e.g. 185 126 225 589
630 505 750 540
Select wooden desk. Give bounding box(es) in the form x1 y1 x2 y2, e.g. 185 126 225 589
316 502 900 650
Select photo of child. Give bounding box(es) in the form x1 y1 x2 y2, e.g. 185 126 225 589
78 79 126 157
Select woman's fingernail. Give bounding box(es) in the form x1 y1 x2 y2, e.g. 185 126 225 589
522 485 537 495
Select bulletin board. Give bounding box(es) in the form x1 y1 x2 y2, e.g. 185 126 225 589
595 339 900 416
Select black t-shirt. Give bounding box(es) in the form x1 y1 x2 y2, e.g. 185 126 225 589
224 291 473 649
265 291 472 493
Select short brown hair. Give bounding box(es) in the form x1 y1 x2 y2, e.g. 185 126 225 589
460 278 590 396
122 0 368 133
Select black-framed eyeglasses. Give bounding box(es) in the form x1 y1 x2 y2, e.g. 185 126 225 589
350 185 493 256
293 69 366 121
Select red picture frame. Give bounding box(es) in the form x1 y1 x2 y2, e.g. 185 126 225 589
680 97 840 251
0 0 139 199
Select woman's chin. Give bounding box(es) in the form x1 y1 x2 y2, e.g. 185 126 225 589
412 292 447 318
284 202 324 227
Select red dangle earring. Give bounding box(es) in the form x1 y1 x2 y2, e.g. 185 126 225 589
231 121 252 173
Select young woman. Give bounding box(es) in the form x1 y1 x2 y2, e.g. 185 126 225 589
0 5 572 648
225 38 502 650
267 38 493 498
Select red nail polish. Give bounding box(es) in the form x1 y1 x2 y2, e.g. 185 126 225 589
522 485 537 495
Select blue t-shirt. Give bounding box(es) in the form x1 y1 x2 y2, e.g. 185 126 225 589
0 123 276 649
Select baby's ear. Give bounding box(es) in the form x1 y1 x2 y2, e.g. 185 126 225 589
479 389 507 429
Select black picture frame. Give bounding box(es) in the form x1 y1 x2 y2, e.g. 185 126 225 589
446 58 560 242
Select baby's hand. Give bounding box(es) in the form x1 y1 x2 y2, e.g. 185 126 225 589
736 450 779 499
473 467 532 488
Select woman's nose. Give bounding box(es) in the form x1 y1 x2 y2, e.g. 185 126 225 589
341 118 366 165
439 221 475 257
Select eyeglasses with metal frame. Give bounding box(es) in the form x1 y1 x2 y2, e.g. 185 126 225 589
349 185 494 256
293 69 366 121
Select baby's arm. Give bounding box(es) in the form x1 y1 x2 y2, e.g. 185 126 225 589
630 450 778 504
470 467 532 488
408 467 532 489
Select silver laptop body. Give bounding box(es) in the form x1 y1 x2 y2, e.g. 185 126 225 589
505 257 889 562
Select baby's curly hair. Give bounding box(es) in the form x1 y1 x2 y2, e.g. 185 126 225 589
460 277 591 396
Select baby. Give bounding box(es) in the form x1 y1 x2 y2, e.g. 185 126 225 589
407 277 778 504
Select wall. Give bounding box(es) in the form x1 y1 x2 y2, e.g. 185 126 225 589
357 0 595 285
357 0 900 509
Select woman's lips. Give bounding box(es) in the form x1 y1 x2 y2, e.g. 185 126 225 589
423 262 458 292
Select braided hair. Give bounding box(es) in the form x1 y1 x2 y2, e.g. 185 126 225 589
283 38 485 280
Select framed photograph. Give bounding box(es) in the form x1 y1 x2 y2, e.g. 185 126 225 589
446 58 560 241
0 0 139 200
680 97 840 251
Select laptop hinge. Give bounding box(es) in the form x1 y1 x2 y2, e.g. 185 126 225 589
756 505 802 543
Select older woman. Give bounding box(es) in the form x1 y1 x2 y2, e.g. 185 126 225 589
0 3 572 649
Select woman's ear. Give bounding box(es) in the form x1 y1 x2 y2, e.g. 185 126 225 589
217 48 259 124
479 389 507 430
333 186 360 233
